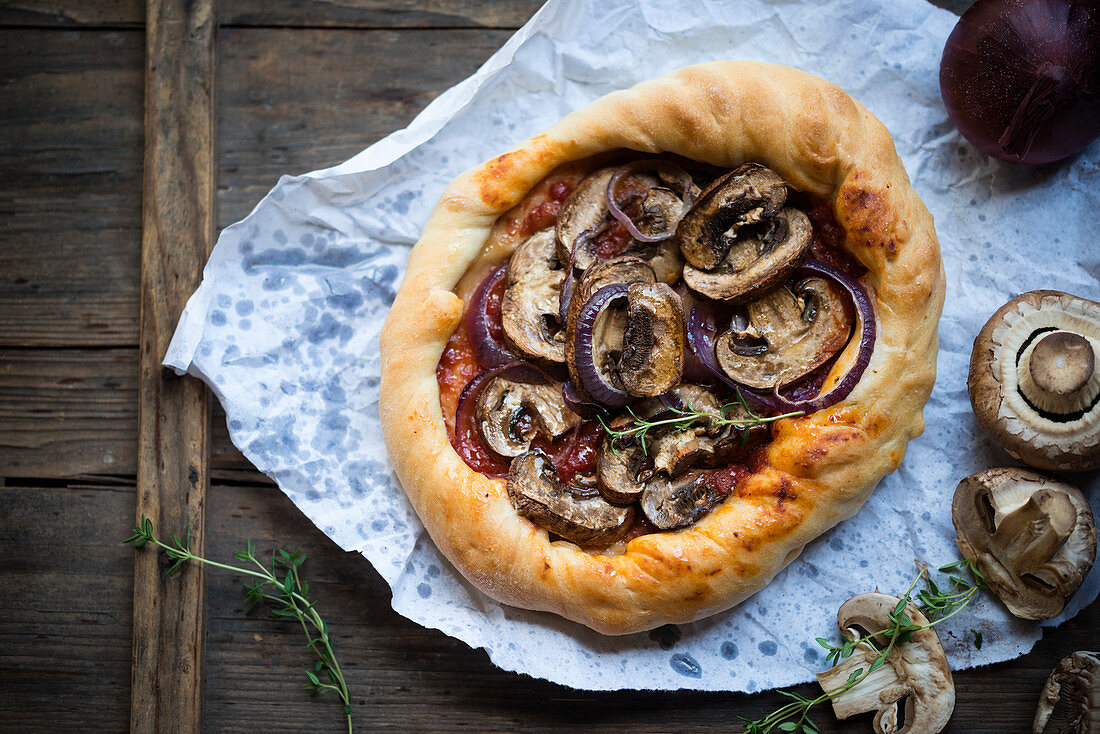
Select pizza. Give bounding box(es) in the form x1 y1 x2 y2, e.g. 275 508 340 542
379 61 944 635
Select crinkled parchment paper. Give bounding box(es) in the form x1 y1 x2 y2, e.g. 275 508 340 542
165 0 1100 692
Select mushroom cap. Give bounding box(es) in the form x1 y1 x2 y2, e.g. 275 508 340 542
475 376 580 458
500 228 566 363
952 467 1097 620
619 281 685 397
969 290 1100 471
715 275 854 389
816 592 955 734
682 206 812 302
507 449 635 545
1033 650 1100 734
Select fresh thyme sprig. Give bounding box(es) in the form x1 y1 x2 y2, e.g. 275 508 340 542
740 559 986 734
597 389 803 456
125 516 354 734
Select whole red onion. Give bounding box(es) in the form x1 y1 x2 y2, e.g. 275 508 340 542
940 0 1100 165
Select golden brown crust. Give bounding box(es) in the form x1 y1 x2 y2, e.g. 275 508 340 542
379 61 944 635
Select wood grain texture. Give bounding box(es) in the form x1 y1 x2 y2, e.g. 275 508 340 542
0 29 143 347
130 0 216 731
0 483 134 732
216 27 510 226
0 0 539 29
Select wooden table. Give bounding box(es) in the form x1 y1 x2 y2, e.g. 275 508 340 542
1 0 1096 731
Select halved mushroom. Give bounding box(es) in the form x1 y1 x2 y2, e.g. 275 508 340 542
969 290 1100 471
676 162 787 270
1033 650 1100 734
715 276 854 389
555 166 686 282
567 269 686 405
507 449 635 545
597 385 764 505
619 282 685 397
640 471 718 530
683 207 812 302
500 228 566 363
564 255 656 336
952 467 1096 620
475 376 580 458
816 593 955 734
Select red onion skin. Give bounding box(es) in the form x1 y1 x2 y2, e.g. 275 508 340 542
465 264 520 368
940 0 1100 164
572 283 632 407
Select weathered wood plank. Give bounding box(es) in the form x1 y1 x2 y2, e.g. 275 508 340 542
0 0 539 29
0 29 143 347
0 348 137 477
216 27 510 225
130 0 216 730
0 484 133 732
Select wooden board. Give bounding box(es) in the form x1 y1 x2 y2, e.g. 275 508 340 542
129 0 216 730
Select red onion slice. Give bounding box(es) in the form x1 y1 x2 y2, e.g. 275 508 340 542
686 259 877 415
771 259 876 413
453 361 555 477
605 160 695 243
465 264 519 369
572 283 631 407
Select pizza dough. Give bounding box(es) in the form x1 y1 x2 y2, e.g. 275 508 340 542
379 61 944 635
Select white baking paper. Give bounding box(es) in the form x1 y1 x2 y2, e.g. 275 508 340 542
165 0 1100 692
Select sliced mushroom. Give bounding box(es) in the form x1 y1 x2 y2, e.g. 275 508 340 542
475 376 580 458
969 290 1100 471
716 276 854 389
564 256 656 337
952 467 1096 620
1034 650 1100 734
500 228 566 363
619 282 685 397
597 385 763 505
556 167 658 271
507 449 635 545
676 162 787 270
816 593 955 734
683 207 812 302
640 471 719 530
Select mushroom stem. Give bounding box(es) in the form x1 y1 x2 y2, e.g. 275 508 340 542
817 646 907 720
1028 331 1095 396
990 488 1078 575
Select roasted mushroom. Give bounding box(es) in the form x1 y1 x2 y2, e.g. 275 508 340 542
568 271 686 405
969 290 1100 471
555 166 686 282
1033 650 1100 734
676 162 787 270
952 467 1096 620
475 376 580 458
640 471 717 530
507 449 635 545
500 228 566 363
715 276 854 389
683 207 812 302
597 385 764 506
816 593 955 734
619 282 685 397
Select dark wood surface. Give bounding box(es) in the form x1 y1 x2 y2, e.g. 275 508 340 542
1 0 1097 732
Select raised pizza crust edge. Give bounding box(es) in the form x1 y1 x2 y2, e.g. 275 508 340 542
379 60 945 635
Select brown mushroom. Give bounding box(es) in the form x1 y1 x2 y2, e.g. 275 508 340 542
475 376 580 458
676 162 787 270
969 290 1100 471
597 385 764 506
952 467 1096 620
683 207 812 302
500 228 566 363
1033 650 1100 734
715 276 854 389
619 282 685 397
507 449 635 545
816 593 955 734
639 471 717 530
